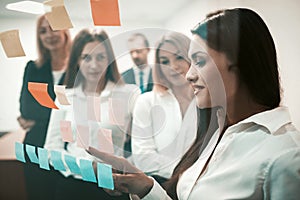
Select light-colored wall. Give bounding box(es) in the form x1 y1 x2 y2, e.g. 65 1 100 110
165 0 300 129
0 0 299 131
0 17 159 131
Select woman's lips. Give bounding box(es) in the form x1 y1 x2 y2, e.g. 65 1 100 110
192 85 205 95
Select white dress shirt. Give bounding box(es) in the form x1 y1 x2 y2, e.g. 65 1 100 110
44 81 140 179
131 90 197 179
133 65 151 87
143 106 300 200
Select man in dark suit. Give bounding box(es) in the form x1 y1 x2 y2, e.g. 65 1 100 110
122 33 153 93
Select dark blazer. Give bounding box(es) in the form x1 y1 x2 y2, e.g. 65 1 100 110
121 67 153 93
19 60 65 147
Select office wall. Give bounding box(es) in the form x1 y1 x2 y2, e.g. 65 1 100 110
165 0 300 129
0 17 159 132
1 0 299 131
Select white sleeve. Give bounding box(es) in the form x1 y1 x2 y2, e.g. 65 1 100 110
142 177 172 200
44 104 67 152
264 147 300 199
131 94 167 174
44 99 75 177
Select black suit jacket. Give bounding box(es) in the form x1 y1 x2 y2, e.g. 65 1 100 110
121 68 153 93
19 60 65 146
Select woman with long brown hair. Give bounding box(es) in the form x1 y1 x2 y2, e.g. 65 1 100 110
89 8 300 199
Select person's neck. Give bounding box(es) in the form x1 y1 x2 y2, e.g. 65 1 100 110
171 83 194 117
137 63 148 71
226 91 269 126
83 84 100 96
50 49 67 71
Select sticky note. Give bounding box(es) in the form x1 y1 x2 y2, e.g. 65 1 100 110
88 146 140 173
90 0 121 26
54 85 70 105
0 30 25 58
64 154 81 175
37 147 50 170
60 120 73 142
97 128 114 154
80 159 97 183
28 82 58 109
50 150 66 171
15 142 26 163
109 98 125 125
43 0 73 30
97 162 114 190
76 125 89 149
25 144 39 164
87 96 101 122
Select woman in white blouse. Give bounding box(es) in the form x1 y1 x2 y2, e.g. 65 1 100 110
131 31 197 184
45 29 138 200
89 8 300 200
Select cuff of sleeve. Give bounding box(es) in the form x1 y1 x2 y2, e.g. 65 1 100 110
142 177 170 200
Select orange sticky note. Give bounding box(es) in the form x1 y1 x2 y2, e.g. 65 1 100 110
90 0 121 26
108 98 125 126
60 120 73 142
28 82 58 109
0 30 25 58
76 125 89 149
43 0 73 30
87 96 101 122
97 128 114 154
54 85 70 105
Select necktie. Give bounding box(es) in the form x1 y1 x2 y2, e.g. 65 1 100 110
139 70 144 93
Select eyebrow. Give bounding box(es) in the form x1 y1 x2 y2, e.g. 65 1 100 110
191 51 207 59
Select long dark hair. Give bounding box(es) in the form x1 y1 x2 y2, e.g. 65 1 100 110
192 8 281 109
64 29 122 90
164 107 219 199
164 8 281 199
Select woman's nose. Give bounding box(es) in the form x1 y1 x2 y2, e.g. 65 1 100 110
90 58 98 69
186 66 198 82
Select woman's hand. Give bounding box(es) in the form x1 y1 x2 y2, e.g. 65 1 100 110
112 172 154 198
88 147 154 198
17 116 35 131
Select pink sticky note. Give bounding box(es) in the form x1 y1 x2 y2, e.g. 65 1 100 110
108 98 125 126
87 96 101 122
60 120 73 142
97 128 114 154
54 85 70 105
76 125 89 149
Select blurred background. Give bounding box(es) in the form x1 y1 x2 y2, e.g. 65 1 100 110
0 0 299 132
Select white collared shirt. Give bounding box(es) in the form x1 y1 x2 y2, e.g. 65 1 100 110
133 65 151 87
44 81 140 178
143 107 300 200
131 90 197 179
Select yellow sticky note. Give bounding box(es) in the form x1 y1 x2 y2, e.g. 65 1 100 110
54 85 70 105
0 30 25 58
43 0 73 30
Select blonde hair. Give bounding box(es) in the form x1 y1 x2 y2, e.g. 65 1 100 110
153 31 191 93
35 15 72 67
